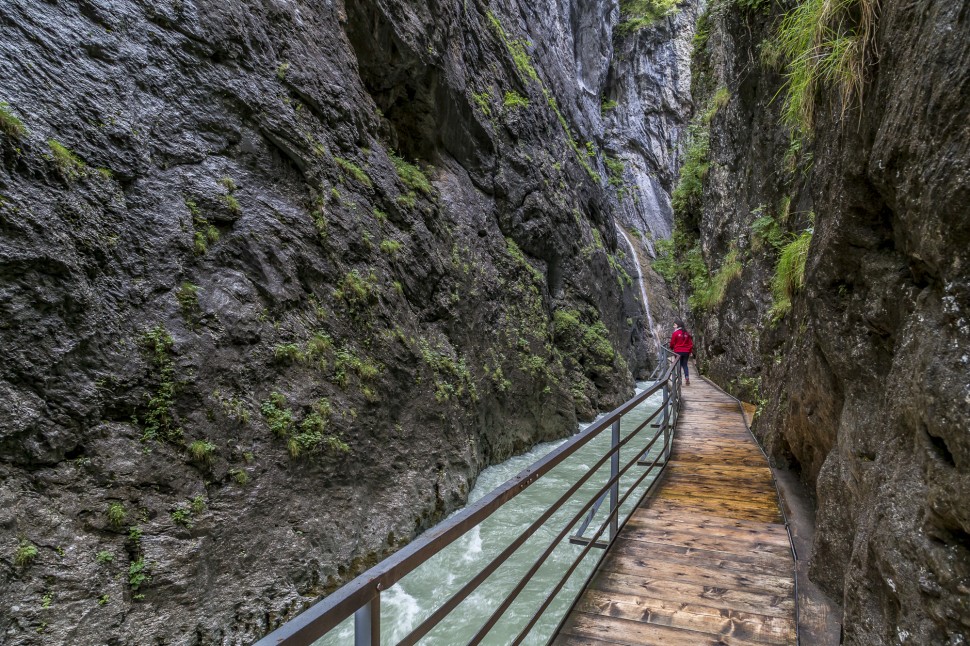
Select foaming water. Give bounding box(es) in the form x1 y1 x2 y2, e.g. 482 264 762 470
316 383 664 645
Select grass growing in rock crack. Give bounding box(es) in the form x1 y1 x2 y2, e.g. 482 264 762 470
273 342 305 364
107 502 127 529
261 392 295 437
380 239 402 256
219 176 241 214
485 11 539 83
170 507 192 527
306 331 332 360
140 326 181 443
553 309 617 373
289 398 349 457
334 270 378 314
616 0 678 36
221 194 241 215
671 121 710 219
417 337 478 403
605 156 625 188
770 226 813 320
689 249 743 311
0 102 27 139
335 157 372 187
15 541 38 567
48 140 86 180
503 90 529 110
96 551 113 564
763 0 878 134
187 439 216 464
186 199 219 255
390 154 432 195
472 91 492 116
332 347 380 388
276 61 290 81
175 282 200 323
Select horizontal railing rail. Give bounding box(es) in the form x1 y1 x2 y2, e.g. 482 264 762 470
256 347 682 646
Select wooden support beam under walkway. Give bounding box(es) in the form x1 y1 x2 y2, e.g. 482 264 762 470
554 374 797 646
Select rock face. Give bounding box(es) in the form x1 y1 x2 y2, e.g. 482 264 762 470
605 3 698 246
602 2 699 356
0 0 694 643
678 0 970 643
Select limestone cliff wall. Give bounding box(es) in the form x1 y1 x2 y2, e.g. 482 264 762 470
678 0 970 642
0 0 694 642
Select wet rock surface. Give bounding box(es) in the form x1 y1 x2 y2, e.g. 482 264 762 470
684 0 970 643
0 0 697 642
0 0 696 644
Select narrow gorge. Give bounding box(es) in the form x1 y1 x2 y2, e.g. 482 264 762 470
1 0 967 644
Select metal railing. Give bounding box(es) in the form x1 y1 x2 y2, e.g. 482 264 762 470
256 348 682 646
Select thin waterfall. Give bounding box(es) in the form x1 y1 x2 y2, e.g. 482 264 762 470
615 225 662 352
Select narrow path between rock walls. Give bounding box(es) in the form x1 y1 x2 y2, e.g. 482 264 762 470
615 225 662 353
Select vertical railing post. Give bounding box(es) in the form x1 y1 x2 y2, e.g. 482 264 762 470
662 380 671 462
354 591 380 646
609 419 620 540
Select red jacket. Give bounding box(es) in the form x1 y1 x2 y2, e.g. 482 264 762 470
670 328 693 353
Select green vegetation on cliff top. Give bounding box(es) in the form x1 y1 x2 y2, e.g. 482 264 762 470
616 0 678 36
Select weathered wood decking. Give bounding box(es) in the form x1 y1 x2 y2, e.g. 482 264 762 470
554 375 797 646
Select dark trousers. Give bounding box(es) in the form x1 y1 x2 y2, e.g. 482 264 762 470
677 352 690 380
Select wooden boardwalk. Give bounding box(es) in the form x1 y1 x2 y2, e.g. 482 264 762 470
554 376 797 646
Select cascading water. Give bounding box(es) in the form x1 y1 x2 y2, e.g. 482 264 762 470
316 385 665 645
615 225 662 352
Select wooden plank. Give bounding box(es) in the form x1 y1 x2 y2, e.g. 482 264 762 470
599 552 794 597
655 487 780 509
589 570 795 618
630 504 786 535
551 634 617 646
619 523 790 557
625 514 790 547
661 472 777 490
642 496 783 524
576 589 797 645
663 462 774 478
665 453 769 468
609 537 793 577
561 612 788 646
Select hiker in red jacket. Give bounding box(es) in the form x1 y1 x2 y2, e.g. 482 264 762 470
669 320 693 385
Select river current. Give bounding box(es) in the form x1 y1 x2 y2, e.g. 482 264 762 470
317 383 664 645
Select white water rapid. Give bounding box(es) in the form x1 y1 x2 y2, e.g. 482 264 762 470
316 384 665 645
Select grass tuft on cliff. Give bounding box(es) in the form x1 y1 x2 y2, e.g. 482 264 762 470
503 90 529 110
486 11 539 83
616 0 678 36
390 154 432 195
770 227 813 320
764 0 878 134
335 157 372 187
690 249 743 311
0 102 28 140
15 541 38 567
671 123 710 218
48 140 86 180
